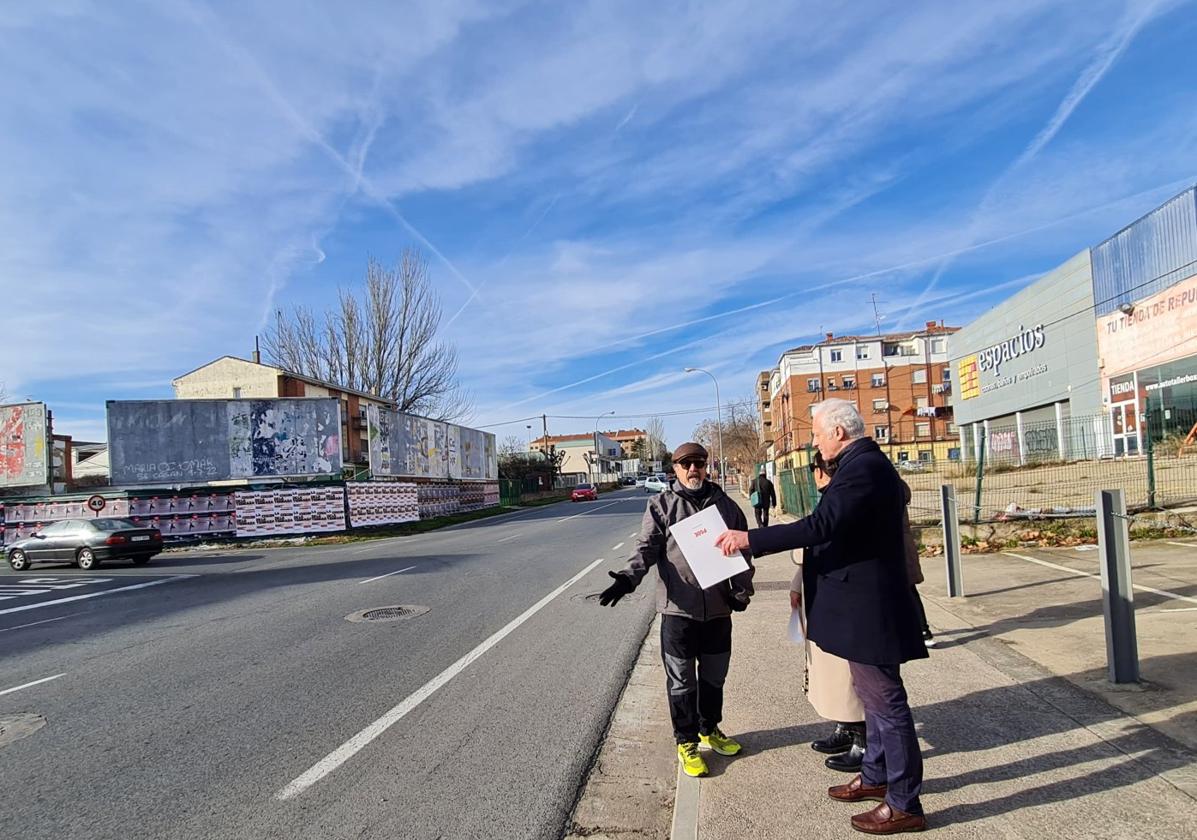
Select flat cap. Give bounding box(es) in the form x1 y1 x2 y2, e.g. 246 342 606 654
671 441 708 462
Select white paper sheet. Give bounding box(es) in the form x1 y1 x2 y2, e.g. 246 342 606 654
788 608 806 644
668 505 749 590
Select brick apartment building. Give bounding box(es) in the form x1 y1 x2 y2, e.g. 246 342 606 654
762 321 960 469
601 428 649 459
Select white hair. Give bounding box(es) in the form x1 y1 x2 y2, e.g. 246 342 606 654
813 398 866 440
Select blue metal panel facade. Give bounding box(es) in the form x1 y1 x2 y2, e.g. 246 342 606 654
1091 187 1197 316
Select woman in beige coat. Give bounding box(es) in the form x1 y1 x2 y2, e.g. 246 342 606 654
790 454 866 772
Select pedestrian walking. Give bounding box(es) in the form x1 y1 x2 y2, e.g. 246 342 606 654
715 399 928 834
599 442 755 778
749 467 777 527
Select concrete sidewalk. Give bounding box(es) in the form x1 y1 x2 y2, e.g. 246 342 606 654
567 490 1197 839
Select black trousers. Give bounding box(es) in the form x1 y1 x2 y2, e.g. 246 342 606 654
910 585 929 636
660 615 732 743
753 506 769 527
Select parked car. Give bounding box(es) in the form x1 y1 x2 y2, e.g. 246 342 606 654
644 475 668 493
620 476 636 485
6 518 163 571
571 483 598 502
635 475 648 487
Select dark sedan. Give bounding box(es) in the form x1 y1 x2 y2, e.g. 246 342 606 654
6 518 163 571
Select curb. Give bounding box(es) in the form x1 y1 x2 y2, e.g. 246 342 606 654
669 767 699 840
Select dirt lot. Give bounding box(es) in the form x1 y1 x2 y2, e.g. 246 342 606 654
900 452 1197 523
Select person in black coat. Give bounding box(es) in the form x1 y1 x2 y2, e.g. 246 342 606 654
715 398 928 835
749 468 777 527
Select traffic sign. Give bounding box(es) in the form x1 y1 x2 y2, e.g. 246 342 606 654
86 494 107 513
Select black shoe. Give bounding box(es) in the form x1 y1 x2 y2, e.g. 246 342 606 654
811 723 853 755
825 724 866 772
825 742 864 772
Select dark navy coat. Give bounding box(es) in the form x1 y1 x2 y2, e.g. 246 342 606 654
749 438 927 666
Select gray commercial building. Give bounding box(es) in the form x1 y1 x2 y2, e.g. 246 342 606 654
948 250 1106 464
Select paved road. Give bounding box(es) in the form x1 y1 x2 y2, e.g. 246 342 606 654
0 488 658 840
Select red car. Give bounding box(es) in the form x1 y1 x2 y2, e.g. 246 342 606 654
571 483 598 502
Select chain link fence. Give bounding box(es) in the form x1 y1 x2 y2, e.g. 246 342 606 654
901 412 1197 524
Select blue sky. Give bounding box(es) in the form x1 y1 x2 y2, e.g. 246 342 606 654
2 0 1196 449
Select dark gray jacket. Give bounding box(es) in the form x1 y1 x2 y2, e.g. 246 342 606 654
616 481 754 619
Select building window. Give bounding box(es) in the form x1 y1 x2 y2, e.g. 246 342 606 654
807 378 821 393
874 425 889 440
931 338 946 354
872 398 887 413
942 367 952 382
916 422 931 438
916 396 929 409
842 376 855 390
947 422 958 435
912 368 927 384
830 349 843 362
233 387 242 399
871 373 885 388
827 379 839 390
857 345 869 360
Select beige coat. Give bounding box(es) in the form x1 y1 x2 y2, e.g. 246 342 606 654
791 550 864 723
901 480 924 586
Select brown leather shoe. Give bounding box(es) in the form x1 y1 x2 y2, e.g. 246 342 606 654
828 774 887 802
850 801 927 834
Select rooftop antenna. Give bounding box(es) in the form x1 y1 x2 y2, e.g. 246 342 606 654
870 293 884 337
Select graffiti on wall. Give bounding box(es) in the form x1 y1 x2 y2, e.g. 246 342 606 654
0 402 49 489
108 399 342 484
366 406 497 480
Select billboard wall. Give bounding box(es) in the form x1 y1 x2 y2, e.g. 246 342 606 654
108 398 342 485
366 406 497 480
0 402 50 489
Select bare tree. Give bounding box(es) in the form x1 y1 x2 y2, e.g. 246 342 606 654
644 416 667 462
499 435 524 456
692 396 763 480
264 249 471 420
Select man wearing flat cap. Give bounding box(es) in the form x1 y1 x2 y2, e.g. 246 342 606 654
599 441 755 778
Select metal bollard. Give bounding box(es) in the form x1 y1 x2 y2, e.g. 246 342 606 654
941 484 963 597
1096 489 1139 683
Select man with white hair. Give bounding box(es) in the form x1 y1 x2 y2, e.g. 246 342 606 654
716 398 929 835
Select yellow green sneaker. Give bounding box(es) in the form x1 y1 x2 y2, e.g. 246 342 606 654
700 727 742 756
678 741 709 777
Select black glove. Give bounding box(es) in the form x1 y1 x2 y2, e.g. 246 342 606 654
729 598 748 612
599 572 635 607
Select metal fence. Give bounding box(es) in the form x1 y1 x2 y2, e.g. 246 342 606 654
904 412 1197 524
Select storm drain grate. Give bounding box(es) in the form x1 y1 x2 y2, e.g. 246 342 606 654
346 605 430 623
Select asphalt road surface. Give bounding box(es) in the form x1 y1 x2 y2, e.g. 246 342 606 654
0 488 659 840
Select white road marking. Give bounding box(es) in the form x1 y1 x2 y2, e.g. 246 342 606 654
556 500 623 523
611 542 624 551
1159 607 1197 613
277 554 612 800
1002 552 1197 606
0 613 82 634
348 540 401 555
629 532 637 538
1165 541 1196 549
358 565 417 585
496 533 524 543
0 673 66 697
0 575 198 616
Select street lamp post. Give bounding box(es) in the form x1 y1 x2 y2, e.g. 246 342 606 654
526 424 533 452
594 410 615 486
684 367 724 482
